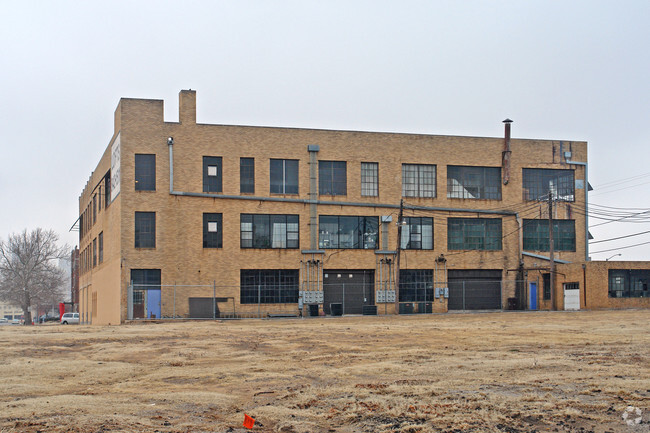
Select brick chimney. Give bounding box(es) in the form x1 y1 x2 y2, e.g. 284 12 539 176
179 89 196 124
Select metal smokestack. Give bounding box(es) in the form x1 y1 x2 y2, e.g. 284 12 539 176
502 119 513 185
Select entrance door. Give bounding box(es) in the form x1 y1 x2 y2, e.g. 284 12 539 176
563 283 580 310
529 282 538 310
323 270 374 315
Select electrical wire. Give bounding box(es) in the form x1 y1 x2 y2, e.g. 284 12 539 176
589 230 650 244
590 240 650 254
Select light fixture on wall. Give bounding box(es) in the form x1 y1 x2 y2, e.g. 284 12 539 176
167 137 174 145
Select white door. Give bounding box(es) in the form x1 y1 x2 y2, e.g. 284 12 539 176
563 284 580 310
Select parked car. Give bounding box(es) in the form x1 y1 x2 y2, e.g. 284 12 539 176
39 314 59 323
11 319 22 325
60 313 79 325
0 318 8 325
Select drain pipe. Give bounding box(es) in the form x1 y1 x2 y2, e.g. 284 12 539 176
168 137 174 193
566 159 589 261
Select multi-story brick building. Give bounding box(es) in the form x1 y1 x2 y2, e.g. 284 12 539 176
77 89 600 325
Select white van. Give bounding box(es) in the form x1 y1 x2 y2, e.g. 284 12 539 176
60 313 80 325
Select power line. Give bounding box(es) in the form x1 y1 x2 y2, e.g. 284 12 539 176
590 240 650 254
589 230 650 244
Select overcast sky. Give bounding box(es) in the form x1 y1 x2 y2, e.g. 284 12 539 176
1 1 649 260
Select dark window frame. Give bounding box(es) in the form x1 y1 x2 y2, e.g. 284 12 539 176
135 154 156 191
399 269 434 302
608 269 650 298
203 213 223 248
319 160 347 196
270 159 299 194
318 215 379 249
447 166 501 200
447 218 502 251
240 214 299 249
134 212 156 248
92 238 97 268
203 156 223 193
401 217 433 250
240 269 299 304
523 219 576 252
522 168 575 202
98 232 103 264
543 273 551 300
240 157 255 194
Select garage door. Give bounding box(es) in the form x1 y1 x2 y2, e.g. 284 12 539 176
323 270 374 315
448 270 502 310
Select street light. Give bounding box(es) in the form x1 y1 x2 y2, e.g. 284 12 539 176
605 253 622 261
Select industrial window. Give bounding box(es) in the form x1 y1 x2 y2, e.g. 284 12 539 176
240 269 299 304
401 217 433 250
92 238 97 268
543 273 551 300
240 214 299 249
134 212 156 248
98 232 103 264
203 213 223 248
135 154 156 191
447 218 502 251
92 194 97 224
240 158 255 194
523 219 576 252
447 166 501 200
318 216 379 249
522 168 575 201
104 170 111 208
203 156 222 193
319 161 347 196
361 162 378 197
608 269 650 298
131 269 161 308
564 282 579 291
98 186 102 212
270 159 299 194
399 269 434 302
402 164 436 198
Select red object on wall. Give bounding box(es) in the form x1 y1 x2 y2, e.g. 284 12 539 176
59 303 65 320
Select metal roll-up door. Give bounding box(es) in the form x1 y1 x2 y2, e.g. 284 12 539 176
448 269 502 310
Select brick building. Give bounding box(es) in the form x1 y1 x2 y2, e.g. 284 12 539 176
77 89 614 325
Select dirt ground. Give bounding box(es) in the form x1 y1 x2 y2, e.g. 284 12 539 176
0 310 649 433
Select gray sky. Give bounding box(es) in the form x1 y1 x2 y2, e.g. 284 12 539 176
1 1 649 260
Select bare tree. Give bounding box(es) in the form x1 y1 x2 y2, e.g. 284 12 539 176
0 229 69 325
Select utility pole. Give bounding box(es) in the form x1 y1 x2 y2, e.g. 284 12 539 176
548 191 556 311
395 199 404 315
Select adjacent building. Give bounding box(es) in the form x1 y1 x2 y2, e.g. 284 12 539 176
75 90 647 325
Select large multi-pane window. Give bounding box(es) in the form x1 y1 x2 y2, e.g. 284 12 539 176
318 216 378 249
523 219 576 252
135 212 156 248
270 159 299 194
609 269 650 298
399 269 434 302
240 158 255 194
240 269 299 304
98 232 103 264
522 168 575 201
543 273 551 300
103 170 111 208
135 154 156 191
203 156 222 193
241 214 299 249
402 164 436 198
203 213 223 248
319 161 347 195
401 217 433 250
447 166 501 200
92 238 97 268
447 218 502 250
361 162 378 197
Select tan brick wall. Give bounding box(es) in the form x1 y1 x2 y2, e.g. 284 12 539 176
78 90 591 324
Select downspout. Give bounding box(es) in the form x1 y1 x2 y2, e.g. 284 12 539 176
308 145 319 249
566 159 589 261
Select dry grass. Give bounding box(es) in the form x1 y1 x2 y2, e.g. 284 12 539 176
1 310 649 432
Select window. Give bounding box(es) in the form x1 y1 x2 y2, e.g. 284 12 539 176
401 217 433 250
135 212 156 248
564 282 579 291
203 156 222 193
92 194 97 224
608 269 650 298
447 166 501 200
203 213 223 248
135 154 156 191
402 164 436 198
240 214 299 249
240 158 255 194
361 162 378 197
270 159 299 194
447 218 502 250
543 273 551 300
104 170 111 208
522 168 575 201
98 186 102 212
131 269 161 308
92 238 97 268
319 161 347 195
240 269 299 304
98 232 103 264
399 269 433 302
318 216 378 249
523 219 576 252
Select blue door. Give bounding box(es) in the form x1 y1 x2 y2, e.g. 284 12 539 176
147 289 161 319
529 282 537 310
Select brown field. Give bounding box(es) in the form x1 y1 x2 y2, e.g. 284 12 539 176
1 310 649 433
